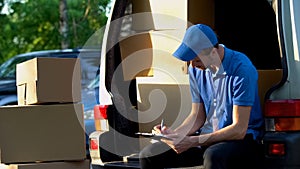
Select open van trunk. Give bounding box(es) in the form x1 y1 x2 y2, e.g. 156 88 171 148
90 0 300 168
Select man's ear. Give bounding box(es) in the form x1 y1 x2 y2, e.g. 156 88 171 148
207 48 216 59
208 48 221 64
210 48 217 55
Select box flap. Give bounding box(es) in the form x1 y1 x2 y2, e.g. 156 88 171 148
16 58 38 85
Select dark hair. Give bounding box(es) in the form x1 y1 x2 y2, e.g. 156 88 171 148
201 43 219 55
214 43 219 48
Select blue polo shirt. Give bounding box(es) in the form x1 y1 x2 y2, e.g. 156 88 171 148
189 47 264 140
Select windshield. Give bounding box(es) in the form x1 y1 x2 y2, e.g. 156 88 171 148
0 56 34 79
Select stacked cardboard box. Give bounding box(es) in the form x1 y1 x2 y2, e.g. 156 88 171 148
1 160 90 169
119 30 192 130
119 0 215 81
118 0 215 150
119 30 187 80
0 57 89 168
16 57 81 105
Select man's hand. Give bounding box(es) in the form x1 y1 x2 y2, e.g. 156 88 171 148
161 128 212 154
152 124 163 134
161 133 195 154
159 127 195 154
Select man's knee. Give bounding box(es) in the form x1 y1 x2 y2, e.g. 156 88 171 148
139 144 152 159
203 146 223 164
140 142 170 158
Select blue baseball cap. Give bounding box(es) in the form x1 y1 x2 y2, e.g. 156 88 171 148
173 24 218 61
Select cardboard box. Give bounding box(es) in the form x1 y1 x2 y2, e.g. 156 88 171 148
119 33 154 80
119 30 187 80
257 69 282 107
2 160 90 169
16 57 81 105
0 103 86 163
136 76 191 132
136 78 191 149
150 30 188 76
131 0 215 31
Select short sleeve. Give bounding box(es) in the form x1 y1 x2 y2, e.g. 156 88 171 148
232 67 257 106
188 66 203 103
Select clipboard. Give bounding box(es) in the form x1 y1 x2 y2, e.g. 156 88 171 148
135 132 171 140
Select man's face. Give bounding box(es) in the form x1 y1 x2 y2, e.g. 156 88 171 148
190 48 219 70
191 56 207 70
191 50 212 70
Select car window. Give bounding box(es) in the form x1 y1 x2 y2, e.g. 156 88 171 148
49 53 78 58
0 56 35 79
0 50 100 82
87 74 99 89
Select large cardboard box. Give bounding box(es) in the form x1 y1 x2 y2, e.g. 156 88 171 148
16 57 81 105
0 103 86 163
119 30 187 80
131 0 215 31
1 160 90 169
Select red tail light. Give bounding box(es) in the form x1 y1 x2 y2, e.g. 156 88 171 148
94 105 108 119
265 99 300 131
265 99 300 117
268 143 285 156
90 138 99 150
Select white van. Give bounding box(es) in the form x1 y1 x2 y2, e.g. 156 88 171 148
90 0 300 168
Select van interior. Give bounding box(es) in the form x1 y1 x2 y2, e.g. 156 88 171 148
100 0 284 163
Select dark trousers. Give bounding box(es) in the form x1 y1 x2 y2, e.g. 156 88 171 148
139 134 263 169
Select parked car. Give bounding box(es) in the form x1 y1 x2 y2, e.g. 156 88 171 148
0 48 101 158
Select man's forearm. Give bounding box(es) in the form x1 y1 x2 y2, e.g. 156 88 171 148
174 111 205 135
190 120 249 147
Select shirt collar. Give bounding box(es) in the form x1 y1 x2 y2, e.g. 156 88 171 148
221 45 233 75
208 45 230 77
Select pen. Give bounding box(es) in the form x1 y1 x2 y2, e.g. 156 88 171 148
160 119 164 130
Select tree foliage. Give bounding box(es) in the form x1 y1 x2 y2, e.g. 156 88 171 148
0 0 110 64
